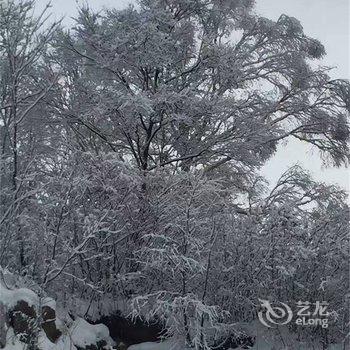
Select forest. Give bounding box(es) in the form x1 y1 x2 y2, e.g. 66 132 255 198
0 0 349 349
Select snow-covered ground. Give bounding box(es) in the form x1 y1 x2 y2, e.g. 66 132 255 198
0 267 346 350
127 320 347 350
0 268 115 350
70 317 115 349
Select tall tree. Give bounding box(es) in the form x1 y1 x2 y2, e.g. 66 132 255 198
53 0 349 174
0 0 59 268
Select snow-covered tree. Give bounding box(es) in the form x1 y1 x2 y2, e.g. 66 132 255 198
0 0 60 270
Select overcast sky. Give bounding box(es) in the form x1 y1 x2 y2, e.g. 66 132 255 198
36 0 349 191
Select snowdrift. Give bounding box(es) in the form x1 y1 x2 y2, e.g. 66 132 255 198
0 268 115 350
0 267 347 350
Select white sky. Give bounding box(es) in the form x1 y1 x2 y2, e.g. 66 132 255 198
36 0 349 191
255 0 349 192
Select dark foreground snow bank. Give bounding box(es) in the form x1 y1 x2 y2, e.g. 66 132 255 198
0 269 115 350
0 268 346 350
